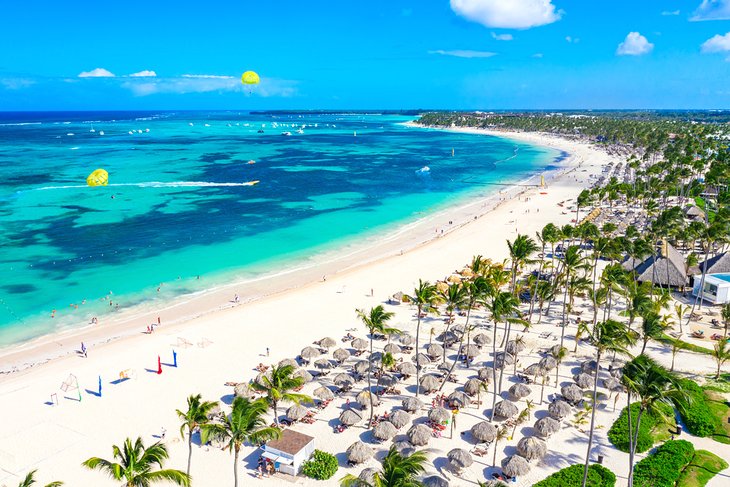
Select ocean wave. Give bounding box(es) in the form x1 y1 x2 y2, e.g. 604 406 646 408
0 122 42 126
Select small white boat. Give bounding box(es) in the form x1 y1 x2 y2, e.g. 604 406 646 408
189 122 194 126
353 131 357 137
128 131 134 135
145 128 150 133
416 166 431 174
137 129 142 134
66 133 74 136
99 131 105 136
296 129 304 134
204 124 211 127
89 124 95 133
281 131 292 136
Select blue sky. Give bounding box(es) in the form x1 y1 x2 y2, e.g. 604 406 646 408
1 0 730 110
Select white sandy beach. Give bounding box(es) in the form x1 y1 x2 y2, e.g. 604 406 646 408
5 128 722 487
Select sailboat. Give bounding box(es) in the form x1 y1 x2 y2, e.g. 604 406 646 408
89 123 96 133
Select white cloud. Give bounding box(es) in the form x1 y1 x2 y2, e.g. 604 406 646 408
701 32 730 52
128 70 157 77
616 32 654 55
661 10 680 15
532 53 544 58
0 77 36 90
450 0 561 29
428 49 497 58
491 32 513 41
78 68 115 78
121 75 297 97
565 36 579 43
691 0 730 21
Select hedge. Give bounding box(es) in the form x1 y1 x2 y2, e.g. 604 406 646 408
675 379 720 437
607 402 673 453
301 450 338 480
633 440 694 487
533 464 616 487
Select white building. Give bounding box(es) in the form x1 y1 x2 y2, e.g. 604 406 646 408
692 274 730 305
261 429 315 476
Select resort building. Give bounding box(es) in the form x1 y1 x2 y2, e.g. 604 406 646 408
261 429 315 476
692 252 730 304
622 241 688 288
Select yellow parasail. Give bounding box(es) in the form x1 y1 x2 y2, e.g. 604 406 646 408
241 71 260 85
86 168 108 187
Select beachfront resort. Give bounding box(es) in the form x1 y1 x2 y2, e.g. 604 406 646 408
2 110 730 487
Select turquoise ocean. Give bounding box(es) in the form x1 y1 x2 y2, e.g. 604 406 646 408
0 112 562 347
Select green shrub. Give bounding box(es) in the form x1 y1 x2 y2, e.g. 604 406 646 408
533 464 616 487
607 402 672 453
675 379 720 437
301 449 338 480
633 439 694 487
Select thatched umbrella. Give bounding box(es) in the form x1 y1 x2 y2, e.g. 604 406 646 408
517 436 547 462
448 391 470 408
390 409 411 429
581 359 599 375
394 441 415 457
369 352 384 364
373 421 398 440
254 369 272 386
423 476 449 487
574 373 594 389
234 383 254 398
437 362 451 375
448 448 473 471
534 416 560 437
353 360 371 376
412 353 431 367
319 337 337 349
452 324 466 336
524 363 548 377
477 367 493 382
505 340 526 356
278 358 298 368
428 407 451 423
538 356 557 370
402 397 423 413
397 362 417 377
437 331 459 346
313 385 334 401
561 384 584 404
508 383 531 400
334 373 355 388
357 390 380 408
495 352 515 369
293 368 313 383
501 455 531 478
286 404 308 422
339 409 363 426
473 333 491 347
603 377 624 392
426 343 444 360
351 338 368 351
463 378 484 396
462 344 480 358
407 424 432 446
301 346 320 361
359 468 378 485
419 375 440 393
384 343 402 355
347 441 374 464
548 344 563 356
314 358 333 371
493 399 519 419
548 400 572 420
471 421 497 443
399 334 415 346
379 374 397 388
333 348 351 363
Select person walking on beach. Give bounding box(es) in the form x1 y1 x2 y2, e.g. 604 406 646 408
81 342 87 358
266 347 270 357
234 293 240 303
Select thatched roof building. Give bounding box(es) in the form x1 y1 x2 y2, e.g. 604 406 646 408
622 241 687 287
697 252 730 276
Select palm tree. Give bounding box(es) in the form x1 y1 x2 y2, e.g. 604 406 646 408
492 426 509 469
669 334 683 372
377 352 397 396
176 394 218 477
558 246 590 353
17 471 62 487
249 364 311 425
639 311 667 354
581 320 635 487
82 437 190 487
204 397 280 487
722 303 730 338
356 305 399 425
507 234 539 294
405 280 439 398
674 303 689 335
340 445 427 486
712 338 730 379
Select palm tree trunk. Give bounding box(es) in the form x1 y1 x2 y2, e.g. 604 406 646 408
626 393 634 486
233 447 240 487
273 400 279 426
368 334 374 426
415 305 422 398
439 305 473 391
581 349 601 487
492 439 499 468
629 407 645 487
490 319 499 421
689 244 711 322
497 320 511 395
187 432 193 477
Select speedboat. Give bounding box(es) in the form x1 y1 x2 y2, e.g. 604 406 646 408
281 131 292 136
416 166 430 174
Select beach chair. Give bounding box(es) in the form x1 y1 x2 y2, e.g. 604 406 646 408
198 337 213 348
176 337 193 348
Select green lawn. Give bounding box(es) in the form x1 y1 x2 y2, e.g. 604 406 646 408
705 390 730 444
677 449 728 487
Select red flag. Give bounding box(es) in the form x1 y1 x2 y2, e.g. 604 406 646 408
157 355 162 374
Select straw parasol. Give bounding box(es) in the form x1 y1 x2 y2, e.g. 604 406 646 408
437 331 459 346
347 441 374 464
426 343 444 360
293 368 313 383
359 468 378 485
538 356 557 370
524 363 548 377
373 421 398 440
407 424 432 446
495 352 515 369
369 352 384 364
353 360 371 376
517 436 547 462
384 343 402 355
390 409 411 428
574 373 594 389
548 400 572 420
471 421 497 443
464 378 484 396
278 358 298 368
423 476 449 487
505 340 526 356
314 358 333 370
357 390 380 407
399 334 415 346
508 383 532 400
286 404 308 421
501 455 531 478
333 348 351 363
462 344 480 358
419 375 440 393
397 362 417 377
301 346 320 361
333 373 355 388
534 416 560 438
339 409 363 426
437 362 451 375
319 337 337 349
561 384 584 404
428 407 451 423
603 377 624 392
206 403 222 421
313 385 334 401
473 333 491 346
254 370 272 387
394 441 415 457
412 353 431 367
581 359 599 375
477 367 493 382
379 374 397 388
402 397 423 413
447 448 473 470
452 324 466 336
493 399 519 419
234 383 254 398
351 338 368 351
448 391 470 407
